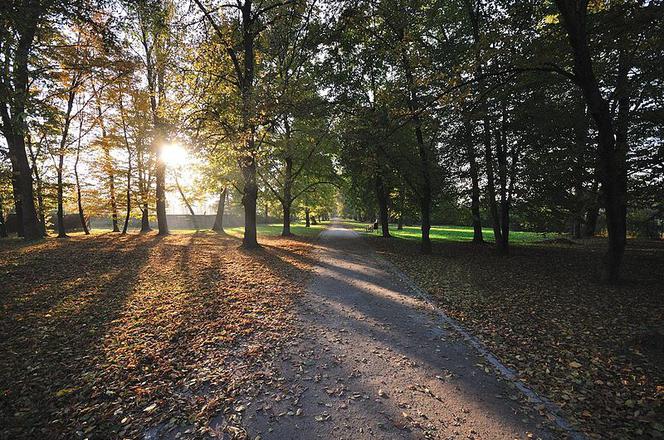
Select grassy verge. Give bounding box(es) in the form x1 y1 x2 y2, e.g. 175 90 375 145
363 233 664 439
0 232 316 439
227 222 327 239
342 220 558 243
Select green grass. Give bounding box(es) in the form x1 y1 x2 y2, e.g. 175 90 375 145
341 220 555 243
227 222 327 239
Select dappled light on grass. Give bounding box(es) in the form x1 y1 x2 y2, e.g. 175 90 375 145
342 220 554 243
0 233 316 438
227 222 328 239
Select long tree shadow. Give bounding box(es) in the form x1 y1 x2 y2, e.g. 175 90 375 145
0 234 164 439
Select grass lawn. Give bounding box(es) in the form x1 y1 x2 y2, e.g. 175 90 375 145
227 221 327 239
343 220 557 243
0 231 316 439
363 232 664 439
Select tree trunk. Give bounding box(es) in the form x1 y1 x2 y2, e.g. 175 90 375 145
120 98 132 235
555 0 628 283
305 208 311 227
27 138 47 235
1 10 41 241
9 134 41 239
74 127 90 235
93 86 120 233
282 201 292 236
175 176 198 230
10 172 24 237
483 117 503 247
56 150 67 238
400 46 432 254
397 182 405 230
240 158 259 247
141 203 151 233
465 120 483 243
122 160 132 234
0 194 7 237
55 86 77 239
212 186 227 233
584 178 600 237
495 101 510 255
375 173 391 238
155 159 168 235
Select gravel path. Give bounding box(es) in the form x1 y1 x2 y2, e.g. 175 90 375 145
244 224 555 439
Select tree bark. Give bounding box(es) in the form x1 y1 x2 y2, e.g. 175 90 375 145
495 100 510 255
555 0 628 283
483 118 503 246
584 178 600 237
155 156 168 235
400 43 432 254
305 207 311 227
93 85 120 233
465 119 483 243
141 203 151 233
375 172 391 237
10 174 24 237
282 202 292 236
55 86 77 239
0 194 7 237
74 123 90 235
212 186 227 233
0 7 41 240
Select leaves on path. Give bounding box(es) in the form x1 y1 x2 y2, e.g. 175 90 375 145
371 237 664 439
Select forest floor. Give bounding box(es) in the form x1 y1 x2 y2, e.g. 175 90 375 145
359 223 664 439
0 230 316 439
1 223 662 439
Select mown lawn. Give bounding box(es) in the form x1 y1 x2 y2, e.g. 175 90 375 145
227 222 327 239
343 220 554 243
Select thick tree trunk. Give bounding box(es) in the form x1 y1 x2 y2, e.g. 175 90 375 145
305 208 311 228
556 0 628 283
0 194 7 237
282 202 292 236
465 120 483 243
141 204 151 233
240 158 259 247
375 173 391 238
483 118 503 246
420 197 432 254
212 187 227 233
9 135 41 239
10 174 24 237
1 11 41 241
155 159 168 235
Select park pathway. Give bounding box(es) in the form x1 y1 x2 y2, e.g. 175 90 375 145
244 224 554 439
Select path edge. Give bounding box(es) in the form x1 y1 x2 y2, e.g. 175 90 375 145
370 252 586 440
